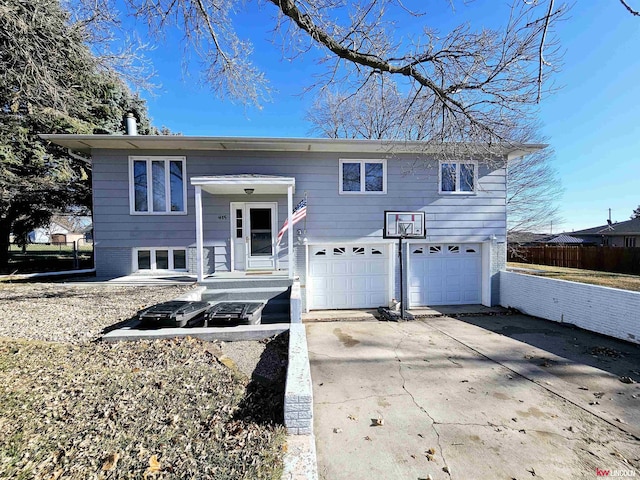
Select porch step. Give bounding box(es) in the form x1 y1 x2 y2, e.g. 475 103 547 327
206 298 289 315
200 277 293 290
202 287 290 303
261 313 292 325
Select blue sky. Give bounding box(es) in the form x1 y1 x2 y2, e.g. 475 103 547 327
133 1 640 233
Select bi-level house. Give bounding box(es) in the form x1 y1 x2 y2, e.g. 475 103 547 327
42 134 541 312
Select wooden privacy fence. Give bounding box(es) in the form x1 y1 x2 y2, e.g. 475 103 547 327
509 246 640 275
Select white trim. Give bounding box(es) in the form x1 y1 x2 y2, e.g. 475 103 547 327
132 247 188 272
438 159 478 195
482 241 492 306
304 241 310 313
129 156 187 215
305 239 396 246
287 185 294 279
229 202 238 272
339 159 387 195
388 242 395 304
191 176 295 187
195 186 204 281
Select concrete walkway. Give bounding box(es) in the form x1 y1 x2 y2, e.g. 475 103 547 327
307 316 640 480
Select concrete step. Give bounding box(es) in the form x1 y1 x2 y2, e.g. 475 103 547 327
207 298 289 315
200 278 293 290
202 286 290 302
261 313 291 325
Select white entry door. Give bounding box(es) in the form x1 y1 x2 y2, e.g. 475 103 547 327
409 243 482 306
308 244 390 309
230 202 278 271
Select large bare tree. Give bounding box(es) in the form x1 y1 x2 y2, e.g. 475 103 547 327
76 0 570 147
307 80 563 234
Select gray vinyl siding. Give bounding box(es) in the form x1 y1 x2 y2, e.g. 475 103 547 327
91 148 507 276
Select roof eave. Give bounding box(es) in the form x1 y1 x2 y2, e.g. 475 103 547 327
39 134 547 157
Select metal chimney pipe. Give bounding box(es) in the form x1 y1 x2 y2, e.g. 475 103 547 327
126 113 138 135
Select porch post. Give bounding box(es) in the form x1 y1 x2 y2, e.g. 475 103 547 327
287 184 294 279
195 185 204 282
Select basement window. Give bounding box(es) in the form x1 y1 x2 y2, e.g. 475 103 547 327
134 248 187 271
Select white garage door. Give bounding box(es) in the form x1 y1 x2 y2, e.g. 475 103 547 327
309 244 389 309
409 244 482 306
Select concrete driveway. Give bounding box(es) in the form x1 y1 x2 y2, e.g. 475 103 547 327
307 315 640 480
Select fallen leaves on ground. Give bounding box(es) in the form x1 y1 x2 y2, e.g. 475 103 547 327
0 336 287 479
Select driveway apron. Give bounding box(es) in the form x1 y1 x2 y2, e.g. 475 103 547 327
306 319 640 480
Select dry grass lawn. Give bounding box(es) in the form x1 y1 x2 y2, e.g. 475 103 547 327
508 262 640 292
0 336 287 479
0 283 287 479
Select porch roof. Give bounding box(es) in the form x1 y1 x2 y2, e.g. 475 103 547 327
190 174 295 195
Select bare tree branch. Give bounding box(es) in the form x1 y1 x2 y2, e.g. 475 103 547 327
620 0 640 16
307 83 563 233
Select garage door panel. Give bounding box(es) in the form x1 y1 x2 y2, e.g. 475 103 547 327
350 276 367 290
410 243 482 307
331 263 349 275
309 244 389 310
369 276 386 290
310 263 329 275
370 292 387 305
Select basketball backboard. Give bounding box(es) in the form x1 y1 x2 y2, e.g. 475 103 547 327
383 211 426 238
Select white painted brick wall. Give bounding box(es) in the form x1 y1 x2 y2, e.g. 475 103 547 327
491 242 506 305
290 282 302 324
284 324 314 435
500 271 640 344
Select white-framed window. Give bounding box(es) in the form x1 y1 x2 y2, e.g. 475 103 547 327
134 248 188 271
625 236 637 247
129 156 187 214
439 160 477 194
339 159 387 194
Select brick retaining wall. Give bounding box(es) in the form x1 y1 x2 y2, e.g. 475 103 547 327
500 271 640 344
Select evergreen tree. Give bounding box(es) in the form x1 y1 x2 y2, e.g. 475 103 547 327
0 0 156 270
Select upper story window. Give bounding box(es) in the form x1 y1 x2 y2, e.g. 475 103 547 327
129 156 187 214
439 160 477 194
339 159 387 194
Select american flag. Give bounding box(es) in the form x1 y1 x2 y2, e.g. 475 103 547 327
276 198 307 246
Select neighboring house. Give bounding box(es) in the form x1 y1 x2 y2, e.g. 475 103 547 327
28 215 93 245
509 232 591 247
540 234 590 245
41 134 542 311
572 217 640 247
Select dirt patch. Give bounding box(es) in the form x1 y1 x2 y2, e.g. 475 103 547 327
0 283 194 343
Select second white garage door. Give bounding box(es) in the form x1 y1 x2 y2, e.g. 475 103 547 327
409 244 482 306
308 244 390 310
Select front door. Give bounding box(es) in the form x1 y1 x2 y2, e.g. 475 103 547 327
231 202 277 271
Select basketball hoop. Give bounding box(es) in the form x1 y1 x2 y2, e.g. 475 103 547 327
382 211 426 320
384 211 426 239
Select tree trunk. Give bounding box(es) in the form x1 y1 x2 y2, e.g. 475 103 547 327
0 219 11 273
